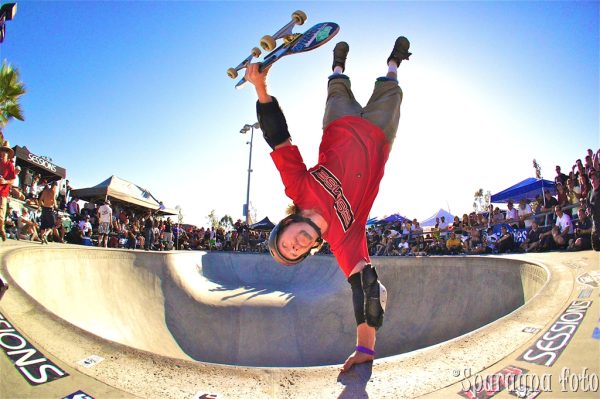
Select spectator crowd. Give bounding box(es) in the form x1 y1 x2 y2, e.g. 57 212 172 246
365 148 600 256
0 141 598 258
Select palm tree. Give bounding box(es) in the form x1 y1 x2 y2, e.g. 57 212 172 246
0 61 26 142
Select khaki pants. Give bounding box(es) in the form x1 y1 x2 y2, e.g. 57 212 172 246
322 76 403 144
0 196 7 238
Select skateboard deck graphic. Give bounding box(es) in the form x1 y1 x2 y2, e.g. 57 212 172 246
227 11 339 89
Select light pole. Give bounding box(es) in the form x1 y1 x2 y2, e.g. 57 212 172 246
240 122 260 225
0 3 17 44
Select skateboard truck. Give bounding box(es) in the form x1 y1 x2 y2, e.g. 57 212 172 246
226 10 307 80
227 47 262 79
259 10 307 51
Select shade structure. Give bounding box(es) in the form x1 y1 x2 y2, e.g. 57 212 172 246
71 175 164 210
249 217 275 231
376 213 409 225
490 178 556 203
420 209 455 227
366 217 379 226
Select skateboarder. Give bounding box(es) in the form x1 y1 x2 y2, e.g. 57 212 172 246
244 36 411 372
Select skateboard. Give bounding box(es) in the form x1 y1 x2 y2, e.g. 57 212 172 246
227 10 339 89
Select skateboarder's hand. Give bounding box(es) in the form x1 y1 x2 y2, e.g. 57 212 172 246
339 350 374 373
244 63 270 85
245 63 272 103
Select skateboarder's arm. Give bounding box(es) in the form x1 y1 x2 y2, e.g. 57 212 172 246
245 64 292 149
254 85 272 104
256 98 291 150
245 63 272 103
340 324 376 373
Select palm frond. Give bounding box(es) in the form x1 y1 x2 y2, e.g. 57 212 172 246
0 60 26 127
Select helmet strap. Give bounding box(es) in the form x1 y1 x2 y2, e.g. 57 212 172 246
284 213 323 246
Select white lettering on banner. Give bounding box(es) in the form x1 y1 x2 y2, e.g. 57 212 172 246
518 300 592 366
27 153 57 172
0 312 69 385
0 331 26 350
10 348 48 366
21 364 67 384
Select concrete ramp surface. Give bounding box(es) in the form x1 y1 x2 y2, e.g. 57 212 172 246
6 247 545 367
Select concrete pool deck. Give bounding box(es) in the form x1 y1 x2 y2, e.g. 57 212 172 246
0 240 598 398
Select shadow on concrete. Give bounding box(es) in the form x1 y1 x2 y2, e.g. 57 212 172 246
337 361 372 399
209 283 295 302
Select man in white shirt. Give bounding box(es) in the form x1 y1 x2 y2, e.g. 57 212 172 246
553 205 573 248
517 198 534 229
78 215 92 236
384 229 400 255
96 200 112 247
505 200 519 224
387 228 400 243
438 216 449 238
398 238 409 255
18 207 40 241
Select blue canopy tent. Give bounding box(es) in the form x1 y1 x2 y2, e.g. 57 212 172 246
366 217 379 226
376 213 409 225
249 217 275 231
420 208 455 227
490 178 556 204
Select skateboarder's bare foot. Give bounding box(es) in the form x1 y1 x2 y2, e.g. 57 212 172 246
339 350 374 373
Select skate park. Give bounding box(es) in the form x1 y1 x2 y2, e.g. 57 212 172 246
0 240 598 399
0 1 598 398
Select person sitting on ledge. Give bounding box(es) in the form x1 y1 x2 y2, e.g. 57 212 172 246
521 220 542 253
496 225 514 253
569 207 592 251
446 232 463 254
553 205 573 249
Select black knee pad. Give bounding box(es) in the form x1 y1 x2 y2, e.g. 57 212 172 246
361 264 387 329
348 264 387 330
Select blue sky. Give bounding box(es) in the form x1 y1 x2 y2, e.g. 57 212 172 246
0 1 597 226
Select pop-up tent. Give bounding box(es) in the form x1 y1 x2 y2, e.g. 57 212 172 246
71 175 175 213
490 178 556 204
249 217 275 231
420 209 455 227
376 213 409 225
366 217 379 226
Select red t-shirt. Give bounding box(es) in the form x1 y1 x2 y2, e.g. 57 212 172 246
271 115 390 277
0 160 16 198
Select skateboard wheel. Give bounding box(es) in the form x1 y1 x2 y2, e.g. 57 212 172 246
260 35 276 51
251 47 262 58
227 67 238 79
292 10 307 25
